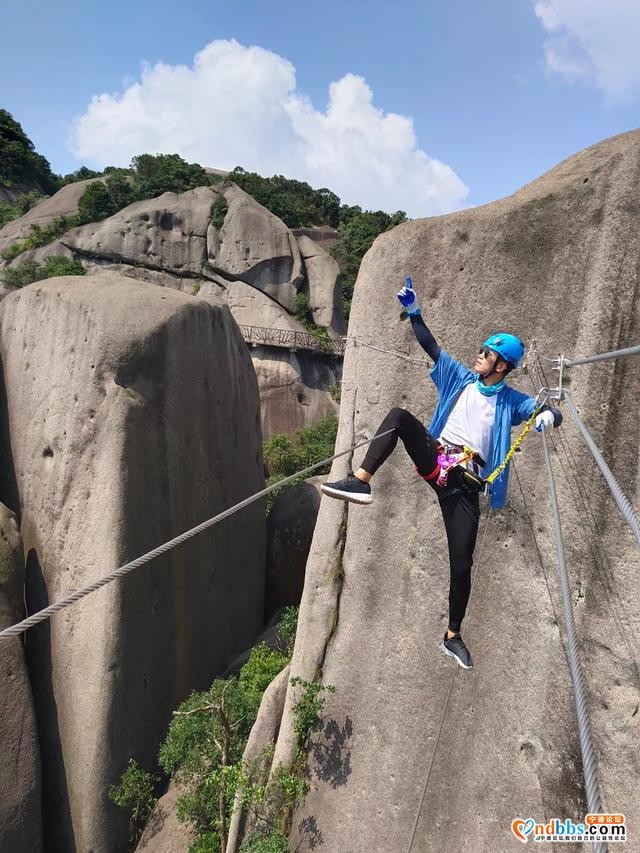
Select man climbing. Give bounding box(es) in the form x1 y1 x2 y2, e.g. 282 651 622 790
321 277 562 669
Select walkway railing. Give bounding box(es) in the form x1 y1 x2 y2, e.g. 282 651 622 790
238 324 345 355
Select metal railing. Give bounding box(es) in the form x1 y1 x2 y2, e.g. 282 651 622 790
238 324 345 355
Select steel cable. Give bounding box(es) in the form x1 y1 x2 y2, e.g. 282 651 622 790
0 425 400 641
541 429 606 852
563 393 640 549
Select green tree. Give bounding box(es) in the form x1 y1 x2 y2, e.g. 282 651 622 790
334 207 407 316
263 414 338 512
131 153 210 199
0 110 60 193
105 172 136 210
61 165 103 185
77 181 113 224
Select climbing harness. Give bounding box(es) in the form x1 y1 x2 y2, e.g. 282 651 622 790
434 444 477 488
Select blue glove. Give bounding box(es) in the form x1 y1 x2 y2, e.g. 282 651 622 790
397 275 421 316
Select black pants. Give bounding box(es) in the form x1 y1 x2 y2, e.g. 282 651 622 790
361 408 480 633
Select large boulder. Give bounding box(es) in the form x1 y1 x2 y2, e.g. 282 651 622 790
252 348 340 438
209 183 304 311
0 271 266 852
256 130 640 851
135 780 196 853
0 178 104 255
0 505 43 852
62 186 217 275
296 235 345 337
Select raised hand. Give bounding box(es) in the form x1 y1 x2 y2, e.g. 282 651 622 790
397 275 421 315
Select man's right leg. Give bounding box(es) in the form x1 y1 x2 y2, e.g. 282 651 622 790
321 407 440 503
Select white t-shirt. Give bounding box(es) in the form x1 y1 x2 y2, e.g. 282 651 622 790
438 382 497 464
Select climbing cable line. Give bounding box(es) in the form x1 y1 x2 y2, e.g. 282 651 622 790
0 426 402 641
541 428 606 853
526 358 640 677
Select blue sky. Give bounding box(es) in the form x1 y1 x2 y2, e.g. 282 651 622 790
1 0 639 216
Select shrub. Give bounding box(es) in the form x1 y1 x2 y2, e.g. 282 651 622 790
107 759 158 844
263 414 338 513
0 191 44 228
239 826 291 852
1 214 79 261
289 677 336 749
77 181 114 224
1 255 85 288
210 195 228 229
275 606 298 656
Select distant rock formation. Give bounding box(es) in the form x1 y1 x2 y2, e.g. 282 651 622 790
0 180 345 438
0 271 266 852
246 129 640 852
0 177 103 254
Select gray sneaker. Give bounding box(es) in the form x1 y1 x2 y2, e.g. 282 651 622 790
321 471 373 505
440 632 474 669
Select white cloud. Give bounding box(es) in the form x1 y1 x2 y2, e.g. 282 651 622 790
70 40 467 217
533 0 640 101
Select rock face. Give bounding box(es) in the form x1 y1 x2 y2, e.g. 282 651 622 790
266 477 323 618
135 781 196 853
62 185 216 275
0 271 266 852
0 505 43 853
209 183 304 311
255 130 640 851
0 178 104 254
296 235 345 336
252 348 340 437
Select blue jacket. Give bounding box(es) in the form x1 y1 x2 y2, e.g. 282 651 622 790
428 350 537 509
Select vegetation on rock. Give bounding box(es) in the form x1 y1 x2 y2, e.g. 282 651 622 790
108 759 159 845
292 294 333 352
0 191 44 228
1 108 407 317
110 608 320 853
1 215 80 261
1 255 85 288
210 195 229 229
263 414 339 513
229 168 341 228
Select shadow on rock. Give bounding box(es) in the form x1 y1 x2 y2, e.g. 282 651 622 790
297 815 323 850
309 716 353 788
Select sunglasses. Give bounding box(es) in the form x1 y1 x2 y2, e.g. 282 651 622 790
478 347 495 360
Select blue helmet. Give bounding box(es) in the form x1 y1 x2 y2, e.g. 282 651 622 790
483 333 525 368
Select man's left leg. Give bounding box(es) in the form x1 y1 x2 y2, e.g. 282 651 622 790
438 489 480 669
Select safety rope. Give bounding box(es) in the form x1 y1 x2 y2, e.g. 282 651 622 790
346 335 431 367
406 506 493 853
563 392 640 549
0 425 402 641
541 430 606 851
484 392 549 485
